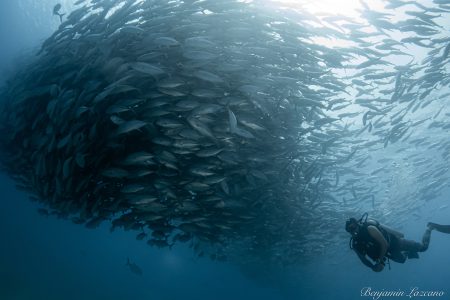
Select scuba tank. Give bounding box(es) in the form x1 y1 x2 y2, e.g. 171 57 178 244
378 223 404 239
356 212 401 240
349 212 399 270
348 213 396 251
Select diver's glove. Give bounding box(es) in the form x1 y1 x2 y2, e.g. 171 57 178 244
372 258 385 272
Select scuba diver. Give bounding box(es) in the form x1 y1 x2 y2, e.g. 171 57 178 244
345 213 450 272
53 3 65 23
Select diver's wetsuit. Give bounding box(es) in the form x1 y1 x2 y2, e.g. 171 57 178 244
352 221 432 266
387 228 431 263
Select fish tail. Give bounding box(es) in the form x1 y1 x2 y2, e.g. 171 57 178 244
126 257 130 266
58 13 65 23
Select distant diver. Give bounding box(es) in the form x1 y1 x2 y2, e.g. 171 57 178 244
53 3 65 23
345 213 450 272
125 258 143 276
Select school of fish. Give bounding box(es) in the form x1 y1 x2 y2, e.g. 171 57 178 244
0 0 449 269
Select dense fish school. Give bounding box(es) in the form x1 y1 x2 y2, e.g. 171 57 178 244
0 0 449 269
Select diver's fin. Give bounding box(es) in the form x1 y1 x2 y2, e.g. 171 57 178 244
428 222 450 234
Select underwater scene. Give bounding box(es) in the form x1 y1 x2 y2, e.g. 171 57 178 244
0 0 450 299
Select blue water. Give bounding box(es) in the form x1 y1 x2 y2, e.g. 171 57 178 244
2 170 450 299
1 1 450 300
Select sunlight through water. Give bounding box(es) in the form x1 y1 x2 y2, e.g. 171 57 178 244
274 0 363 18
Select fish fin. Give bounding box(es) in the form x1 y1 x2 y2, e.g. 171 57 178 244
228 108 237 133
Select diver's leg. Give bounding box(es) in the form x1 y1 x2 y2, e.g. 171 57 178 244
421 227 432 251
387 237 407 263
388 248 407 263
398 227 432 253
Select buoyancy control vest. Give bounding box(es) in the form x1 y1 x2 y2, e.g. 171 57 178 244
351 218 394 261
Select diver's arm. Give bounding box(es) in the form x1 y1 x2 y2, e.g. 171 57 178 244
355 250 384 272
355 250 375 269
367 225 388 259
